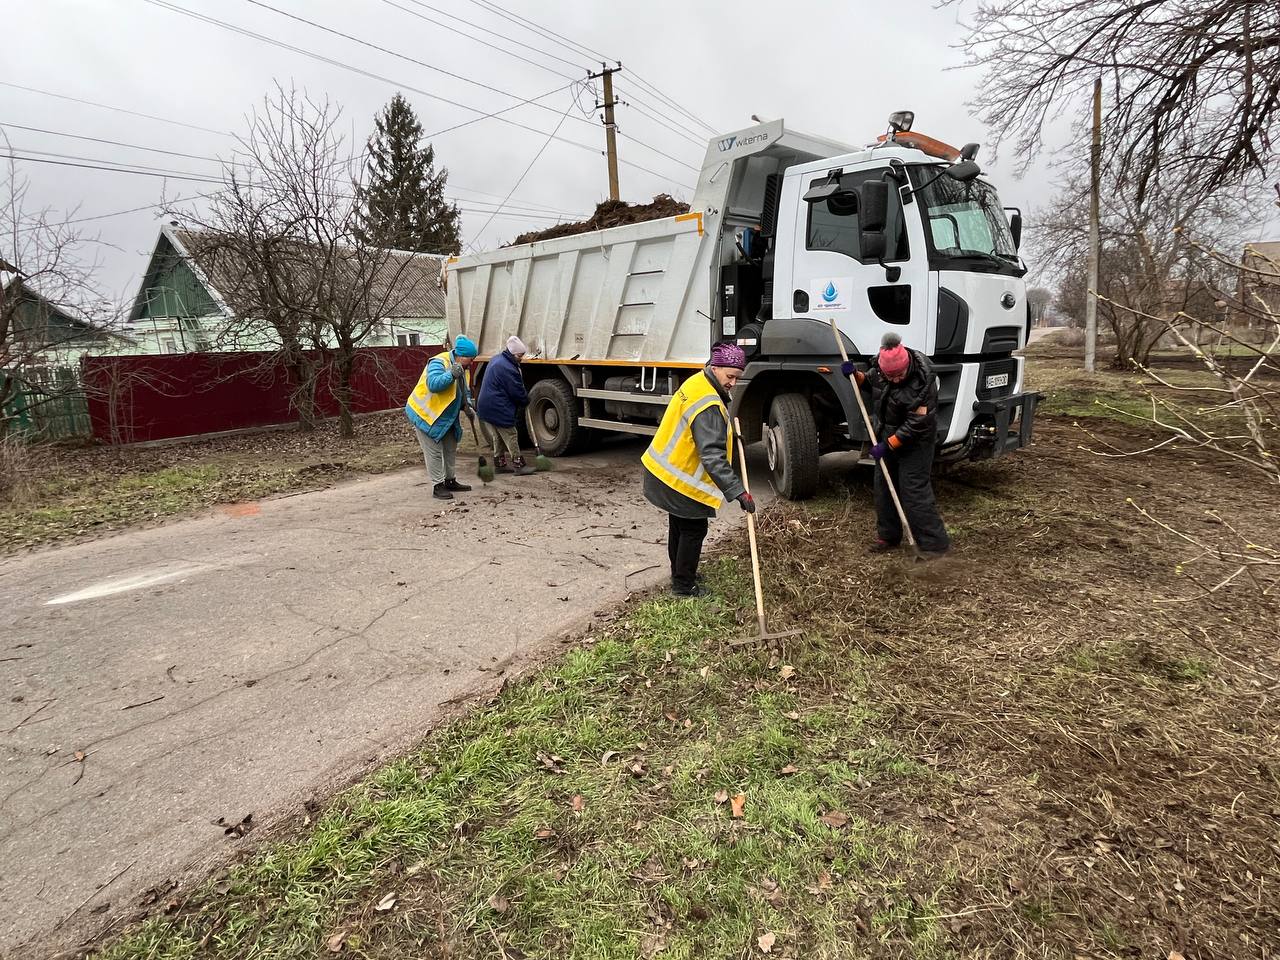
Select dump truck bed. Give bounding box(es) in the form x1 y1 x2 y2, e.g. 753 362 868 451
446 211 712 365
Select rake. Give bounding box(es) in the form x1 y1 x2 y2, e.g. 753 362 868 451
827 319 922 560
729 417 803 647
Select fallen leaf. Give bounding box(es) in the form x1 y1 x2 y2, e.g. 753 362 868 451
75 750 85 762
1169 954 1185 960
778 665 795 680
730 793 746 819
374 891 397 912
489 892 510 914
779 764 798 776
534 826 557 840
571 794 585 814
785 710 801 720
758 931 777 953
629 760 647 777
819 810 849 829
714 789 729 805
326 931 347 953
699 666 710 679
807 870 833 895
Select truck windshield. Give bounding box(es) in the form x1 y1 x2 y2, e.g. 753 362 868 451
913 168 1020 268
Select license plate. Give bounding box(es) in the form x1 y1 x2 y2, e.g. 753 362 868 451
985 373 1010 389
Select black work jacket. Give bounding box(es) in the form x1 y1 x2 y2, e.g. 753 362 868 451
863 349 939 448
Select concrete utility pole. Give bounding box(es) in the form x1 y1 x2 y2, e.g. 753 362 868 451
590 62 622 202
1085 76 1102 373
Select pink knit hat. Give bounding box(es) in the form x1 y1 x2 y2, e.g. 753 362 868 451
877 333 910 380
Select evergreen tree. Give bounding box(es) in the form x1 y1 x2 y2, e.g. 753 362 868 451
356 94 462 254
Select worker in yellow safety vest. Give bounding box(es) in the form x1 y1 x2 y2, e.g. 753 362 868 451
405 335 477 500
642 341 755 597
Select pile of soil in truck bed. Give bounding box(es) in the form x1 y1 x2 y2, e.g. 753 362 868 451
509 194 690 245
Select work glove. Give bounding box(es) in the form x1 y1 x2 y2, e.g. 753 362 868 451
840 360 856 378
737 492 756 514
869 441 890 461
450 362 465 380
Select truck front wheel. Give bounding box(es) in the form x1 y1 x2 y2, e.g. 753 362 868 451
526 378 583 457
764 393 819 500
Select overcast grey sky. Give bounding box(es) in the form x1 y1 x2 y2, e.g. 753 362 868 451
3 0 1069 305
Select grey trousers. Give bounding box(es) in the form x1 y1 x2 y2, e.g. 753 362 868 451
480 420 520 459
414 426 457 484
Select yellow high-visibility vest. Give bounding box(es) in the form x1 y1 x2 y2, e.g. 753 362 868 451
406 350 458 426
642 370 735 509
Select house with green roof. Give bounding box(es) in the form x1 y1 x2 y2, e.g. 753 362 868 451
124 225 448 353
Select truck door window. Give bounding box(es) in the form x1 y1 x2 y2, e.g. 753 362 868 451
805 171 908 263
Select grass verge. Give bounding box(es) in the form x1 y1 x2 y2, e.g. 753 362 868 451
98 558 944 960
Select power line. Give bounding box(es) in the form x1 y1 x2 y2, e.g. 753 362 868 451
4 152 581 222
465 0 717 133
377 0 579 81
139 0 696 181
471 100 575 248
379 0 704 152
397 0 590 75
0 79 230 138
239 0 699 173
0 121 249 168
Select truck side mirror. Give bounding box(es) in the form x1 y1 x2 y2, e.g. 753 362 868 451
1008 209 1023 250
860 229 887 262
857 180 889 231
945 159 981 183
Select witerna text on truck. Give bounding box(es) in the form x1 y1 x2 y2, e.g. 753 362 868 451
445 111 1041 500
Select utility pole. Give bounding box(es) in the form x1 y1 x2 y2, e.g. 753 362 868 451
589 62 622 201
1085 76 1102 373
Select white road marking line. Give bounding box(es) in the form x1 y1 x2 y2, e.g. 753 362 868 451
45 564 210 606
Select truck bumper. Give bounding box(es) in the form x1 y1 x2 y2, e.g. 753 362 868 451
942 390 1043 462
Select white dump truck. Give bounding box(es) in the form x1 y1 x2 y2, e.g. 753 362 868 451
446 112 1040 499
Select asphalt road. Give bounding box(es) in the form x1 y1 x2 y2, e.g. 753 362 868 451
2 439 754 957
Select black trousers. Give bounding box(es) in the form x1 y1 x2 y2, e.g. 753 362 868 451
667 513 709 594
874 439 951 553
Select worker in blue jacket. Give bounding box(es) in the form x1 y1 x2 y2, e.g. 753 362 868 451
405 335 477 500
477 335 535 476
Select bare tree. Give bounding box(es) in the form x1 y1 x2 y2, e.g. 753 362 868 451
170 86 430 438
1 151 106 446
950 0 1280 201
1037 166 1247 367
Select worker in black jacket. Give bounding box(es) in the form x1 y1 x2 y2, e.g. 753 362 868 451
841 332 950 557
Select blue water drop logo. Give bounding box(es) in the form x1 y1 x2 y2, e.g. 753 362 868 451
821 282 839 303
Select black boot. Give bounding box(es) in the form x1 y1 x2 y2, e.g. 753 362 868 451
444 477 472 492
512 456 536 476
432 482 453 501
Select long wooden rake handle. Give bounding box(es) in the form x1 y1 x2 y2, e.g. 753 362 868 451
827 320 918 553
732 416 769 638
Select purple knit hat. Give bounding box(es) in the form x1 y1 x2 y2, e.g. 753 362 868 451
710 342 746 370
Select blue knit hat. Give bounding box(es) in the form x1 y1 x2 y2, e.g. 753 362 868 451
453 335 478 358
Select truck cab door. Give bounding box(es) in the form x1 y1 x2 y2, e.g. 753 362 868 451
788 168 930 356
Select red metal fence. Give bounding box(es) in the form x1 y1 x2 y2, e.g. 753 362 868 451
81 346 440 444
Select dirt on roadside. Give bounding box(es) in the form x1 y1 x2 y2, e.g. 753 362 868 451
745 412 1280 957
508 194 690 246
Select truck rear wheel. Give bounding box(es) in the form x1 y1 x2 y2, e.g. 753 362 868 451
764 393 819 500
527 378 583 457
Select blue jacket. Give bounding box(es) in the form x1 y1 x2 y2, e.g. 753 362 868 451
476 350 529 428
405 352 471 442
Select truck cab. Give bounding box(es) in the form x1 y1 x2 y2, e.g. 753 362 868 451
711 116 1040 497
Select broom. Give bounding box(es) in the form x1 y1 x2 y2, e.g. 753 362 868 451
525 407 553 471
466 409 495 483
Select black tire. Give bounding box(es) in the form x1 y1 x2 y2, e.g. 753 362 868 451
526 378 583 457
764 393 820 500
